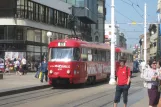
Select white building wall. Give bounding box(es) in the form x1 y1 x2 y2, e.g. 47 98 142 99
104 24 120 46
0 18 72 35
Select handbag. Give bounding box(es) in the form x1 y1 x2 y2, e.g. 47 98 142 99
39 71 42 79
158 80 161 92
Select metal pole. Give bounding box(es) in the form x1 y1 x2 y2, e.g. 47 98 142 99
109 0 116 85
144 3 147 65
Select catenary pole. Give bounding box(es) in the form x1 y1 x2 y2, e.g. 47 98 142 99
144 3 147 65
109 0 116 85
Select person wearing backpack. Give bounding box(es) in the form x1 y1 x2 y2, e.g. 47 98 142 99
113 56 131 107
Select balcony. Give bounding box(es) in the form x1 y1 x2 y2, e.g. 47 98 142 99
72 7 97 24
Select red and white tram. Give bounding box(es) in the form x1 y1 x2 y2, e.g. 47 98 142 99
48 39 133 86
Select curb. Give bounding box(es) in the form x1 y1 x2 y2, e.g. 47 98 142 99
0 84 51 97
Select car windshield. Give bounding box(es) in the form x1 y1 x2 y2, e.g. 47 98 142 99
50 48 80 61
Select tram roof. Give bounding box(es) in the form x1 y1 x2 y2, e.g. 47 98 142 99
49 39 111 50
115 47 133 54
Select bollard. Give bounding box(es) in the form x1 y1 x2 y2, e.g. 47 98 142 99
0 73 3 79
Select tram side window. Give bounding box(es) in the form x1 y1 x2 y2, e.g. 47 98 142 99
106 50 110 61
101 50 106 62
81 48 88 61
74 48 80 61
92 49 98 61
98 50 102 61
115 53 119 61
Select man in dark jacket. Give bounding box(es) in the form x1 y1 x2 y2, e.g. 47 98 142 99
40 58 48 82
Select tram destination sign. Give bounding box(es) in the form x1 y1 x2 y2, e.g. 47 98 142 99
58 42 66 47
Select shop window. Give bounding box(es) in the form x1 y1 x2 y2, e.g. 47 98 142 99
34 46 41 52
27 52 34 71
35 52 41 62
27 45 34 52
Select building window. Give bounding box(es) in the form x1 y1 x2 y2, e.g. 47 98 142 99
67 0 76 5
16 27 24 40
96 20 98 29
16 0 69 29
42 30 47 43
76 0 84 7
49 8 54 24
17 0 25 18
7 26 16 40
28 1 33 20
0 26 4 40
35 30 41 42
154 42 157 47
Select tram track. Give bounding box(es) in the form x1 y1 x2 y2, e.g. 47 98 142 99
57 81 144 107
0 77 144 107
0 88 75 107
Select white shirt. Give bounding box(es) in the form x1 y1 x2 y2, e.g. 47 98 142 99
15 60 20 66
21 58 26 65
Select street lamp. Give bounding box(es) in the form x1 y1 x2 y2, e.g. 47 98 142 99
47 31 52 44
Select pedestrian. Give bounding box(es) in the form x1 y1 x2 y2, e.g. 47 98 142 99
4 59 10 74
40 58 48 82
113 56 131 107
157 60 161 107
143 59 161 107
15 59 21 75
21 56 27 75
35 62 41 78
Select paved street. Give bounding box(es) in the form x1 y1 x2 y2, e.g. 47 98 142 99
0 73 149 107
0 73 48 93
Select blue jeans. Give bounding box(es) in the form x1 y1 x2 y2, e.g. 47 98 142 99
35 69 40 78
41 72 48 82
114 85 130 104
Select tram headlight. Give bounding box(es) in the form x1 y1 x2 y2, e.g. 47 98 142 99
74 70 77 75
49 70 53 74
67 70 70 74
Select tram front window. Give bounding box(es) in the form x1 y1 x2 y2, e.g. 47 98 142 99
50 48 80 61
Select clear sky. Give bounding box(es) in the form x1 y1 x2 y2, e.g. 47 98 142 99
105 0 158 49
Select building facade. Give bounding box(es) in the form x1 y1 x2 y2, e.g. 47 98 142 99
62 0 106 43
0 0 95 71
139 33 150 61
149 24 160 59
104 24 127 48
91 0 106 43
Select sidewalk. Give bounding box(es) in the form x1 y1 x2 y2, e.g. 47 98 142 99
0 73 50 97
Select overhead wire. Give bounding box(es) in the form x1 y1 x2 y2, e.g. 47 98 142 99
106 3 143 29
120 0 144 19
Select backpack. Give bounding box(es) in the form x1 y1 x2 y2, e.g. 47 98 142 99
126 66 131 88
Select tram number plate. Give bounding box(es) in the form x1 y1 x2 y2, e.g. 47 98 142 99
58 42 66 46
